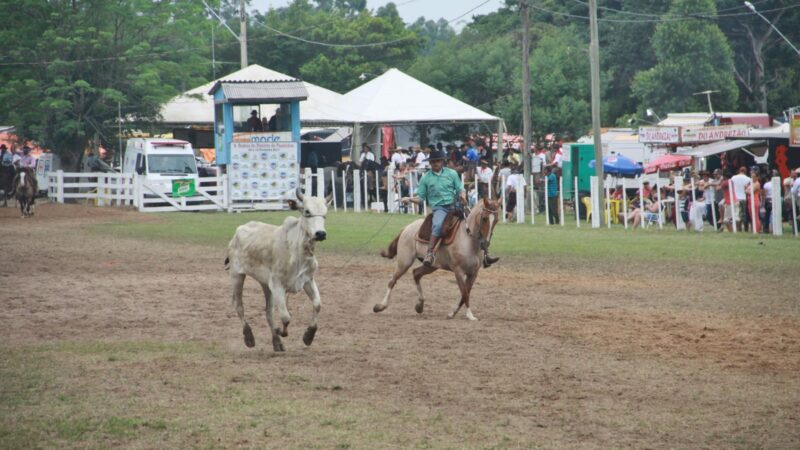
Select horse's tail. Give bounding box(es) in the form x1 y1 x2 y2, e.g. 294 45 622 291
380 232 401 259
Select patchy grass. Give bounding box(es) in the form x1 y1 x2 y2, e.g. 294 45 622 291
0 341 523 449
93 210 800 266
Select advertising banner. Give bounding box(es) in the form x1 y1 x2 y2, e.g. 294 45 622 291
791 113 800 147
229 140 299 201
172 179 196 197
638 127 680 144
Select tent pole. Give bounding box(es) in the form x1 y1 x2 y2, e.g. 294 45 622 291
351 122 361 163
496 120 504 166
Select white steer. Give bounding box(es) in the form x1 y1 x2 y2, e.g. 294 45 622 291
225 190 330 352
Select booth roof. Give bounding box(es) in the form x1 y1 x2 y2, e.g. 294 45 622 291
160 64 364 125
342 68 499 124
209 80 308 103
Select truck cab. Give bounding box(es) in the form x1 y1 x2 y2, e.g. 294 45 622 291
123 138 199 184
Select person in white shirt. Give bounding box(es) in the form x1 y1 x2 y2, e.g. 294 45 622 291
359 143 375 165
19 147 36 169
505 169 527 221
476 159 493 198
730 166 751 229
792 168 800 200
415 145 431 170
390 147 406 170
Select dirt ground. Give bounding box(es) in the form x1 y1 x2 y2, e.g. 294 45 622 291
1 203 799 449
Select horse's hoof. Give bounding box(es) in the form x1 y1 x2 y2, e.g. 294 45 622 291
446 313 455 319
415 303 424 314
243 324 255 348
373 304 385 313
466 312 478 321
303 326 317 346
272 335 285 352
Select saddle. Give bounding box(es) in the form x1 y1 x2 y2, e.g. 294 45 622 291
416 211 463 246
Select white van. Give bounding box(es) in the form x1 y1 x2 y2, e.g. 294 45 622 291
123 138 199 184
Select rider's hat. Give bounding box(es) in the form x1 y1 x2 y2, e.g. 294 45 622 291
428 149 447 161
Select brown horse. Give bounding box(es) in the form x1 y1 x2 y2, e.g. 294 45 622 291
13 167 36 218
374 198 500 320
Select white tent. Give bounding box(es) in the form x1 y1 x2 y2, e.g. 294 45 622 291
159 64 365 125
343 68 499 124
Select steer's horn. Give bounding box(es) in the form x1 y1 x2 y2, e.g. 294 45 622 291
325 192 333 206
295 187 304 202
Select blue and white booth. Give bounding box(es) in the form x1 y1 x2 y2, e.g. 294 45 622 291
209 79 308 210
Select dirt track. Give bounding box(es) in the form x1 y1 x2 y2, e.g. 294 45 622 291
1 203 799 448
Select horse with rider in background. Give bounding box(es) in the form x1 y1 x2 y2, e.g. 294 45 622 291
13 167 36 217
0 144 16 207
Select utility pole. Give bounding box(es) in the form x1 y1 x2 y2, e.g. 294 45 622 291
589 0 604 225
520 0 532 184
239 0 248 68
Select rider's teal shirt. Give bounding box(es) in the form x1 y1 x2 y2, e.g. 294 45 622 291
416 167 464 207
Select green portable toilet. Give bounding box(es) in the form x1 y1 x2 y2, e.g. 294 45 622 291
560 143 597 200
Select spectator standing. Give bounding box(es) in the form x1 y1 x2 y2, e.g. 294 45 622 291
546 166 559 225
390 147 405 170
476 159 493 199
505 168 526 221
359 143 375 165
731 166 752 230
416 145 432 171
748 166 762 233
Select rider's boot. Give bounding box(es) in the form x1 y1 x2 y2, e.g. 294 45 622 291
423 236 440 267
483 251 500 268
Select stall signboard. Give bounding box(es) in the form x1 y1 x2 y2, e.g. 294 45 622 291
638 126 680 144
791 113 800 147
229 139 299 201
681 124 750 143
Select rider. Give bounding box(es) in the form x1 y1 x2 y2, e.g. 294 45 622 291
0 145 13 168
18 147 38 193
402 149 499 267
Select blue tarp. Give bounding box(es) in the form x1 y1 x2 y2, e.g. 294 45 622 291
588 154 643 176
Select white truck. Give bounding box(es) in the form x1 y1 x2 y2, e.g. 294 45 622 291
123 138 199 184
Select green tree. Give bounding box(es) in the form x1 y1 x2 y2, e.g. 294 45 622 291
529 25 593 139
716 0 800 114
238 0 420 93
631 0 738 115
0 0 211 168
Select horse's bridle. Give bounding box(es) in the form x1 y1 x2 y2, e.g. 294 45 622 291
469 204 498 251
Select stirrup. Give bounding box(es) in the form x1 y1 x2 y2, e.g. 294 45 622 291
423 252 435 267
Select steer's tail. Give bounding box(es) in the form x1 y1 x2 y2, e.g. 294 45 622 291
223 256 230 270
380 232 401 259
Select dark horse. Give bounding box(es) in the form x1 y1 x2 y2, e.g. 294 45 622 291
374 198 500 320
0 164 15 207
13 167 36 218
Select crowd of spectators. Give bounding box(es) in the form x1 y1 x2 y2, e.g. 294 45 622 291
346 137 566 215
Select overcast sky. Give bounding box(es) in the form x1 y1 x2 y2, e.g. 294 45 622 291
250 0 506 31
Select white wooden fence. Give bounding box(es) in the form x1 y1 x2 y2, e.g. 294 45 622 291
47 171 227 213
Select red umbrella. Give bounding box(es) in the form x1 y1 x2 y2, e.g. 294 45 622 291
645 154 691 174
